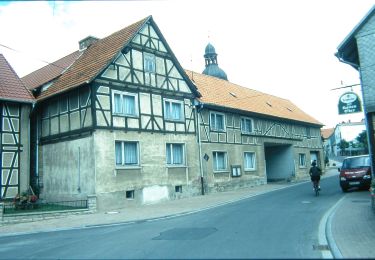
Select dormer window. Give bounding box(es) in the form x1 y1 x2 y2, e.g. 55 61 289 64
144 53 155 73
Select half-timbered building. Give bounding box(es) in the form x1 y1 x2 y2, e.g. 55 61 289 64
0 54 34 200
22 16 201 210
21 16 324 210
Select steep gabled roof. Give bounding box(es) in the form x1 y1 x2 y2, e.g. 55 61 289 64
34 16 150 101
321 128 334 139
186 70 323 126
0 54 34 103
335 5 375 68
22 50 81 90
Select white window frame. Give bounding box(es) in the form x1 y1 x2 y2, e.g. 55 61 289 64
299 153 306 168
164 99 184 121
244 152 256 171
213 151 228 172
210 111 226 132
166 143 186 166
241 117 253 134
112 90 139 117
144 53 156 73
115 141 140 168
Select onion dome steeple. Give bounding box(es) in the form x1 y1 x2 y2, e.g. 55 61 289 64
202 43 228 80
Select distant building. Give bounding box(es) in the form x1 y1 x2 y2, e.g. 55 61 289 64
323 121 366 157
321 128 334 158
336 5 375 168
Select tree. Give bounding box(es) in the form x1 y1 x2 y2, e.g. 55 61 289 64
356 130 369 154
338 139 349 155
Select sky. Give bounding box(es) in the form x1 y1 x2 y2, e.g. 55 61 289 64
0 0 374 129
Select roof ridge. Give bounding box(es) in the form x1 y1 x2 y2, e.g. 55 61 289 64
36 16 150 100
186 69 294 102
0 54 34 102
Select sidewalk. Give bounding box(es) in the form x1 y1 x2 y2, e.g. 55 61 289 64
0 181 298 236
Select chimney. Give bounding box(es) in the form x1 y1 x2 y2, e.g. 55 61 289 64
79 36 99 51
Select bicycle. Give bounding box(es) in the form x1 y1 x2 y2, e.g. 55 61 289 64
313 180 319 196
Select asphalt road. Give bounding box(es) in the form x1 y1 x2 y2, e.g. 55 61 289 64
0 175 343 259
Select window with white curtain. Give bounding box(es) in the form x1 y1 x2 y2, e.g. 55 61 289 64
210 112 225 131
112 91 138 116
164 99 183 121
166 143 185 165
244 152 256 170
241 117 253 134
144 53 155 73
299 153 306 167
115 141 139 166
213 151 227 171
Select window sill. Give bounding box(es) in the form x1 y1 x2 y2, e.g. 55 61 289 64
213 170 229 174
113 113 139 118
115 166 141 170
244 168 256 171
166 165 187 169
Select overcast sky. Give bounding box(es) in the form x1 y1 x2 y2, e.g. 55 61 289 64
0 0 373 128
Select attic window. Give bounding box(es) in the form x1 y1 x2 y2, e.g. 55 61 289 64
266 101 272 107
286 107 293 112
41 82 53 92
229 92 237 98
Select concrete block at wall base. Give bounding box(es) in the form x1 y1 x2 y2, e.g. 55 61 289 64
87 195 97 212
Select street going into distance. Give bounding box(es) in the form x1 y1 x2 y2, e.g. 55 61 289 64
0 172 354 259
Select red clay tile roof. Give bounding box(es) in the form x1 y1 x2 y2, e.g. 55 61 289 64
22 51 81 90
35 16 150 101
321 128 334 139
186 70 323 126
0 54 34 103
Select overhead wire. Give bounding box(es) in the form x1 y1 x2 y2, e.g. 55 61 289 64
0 43 66 70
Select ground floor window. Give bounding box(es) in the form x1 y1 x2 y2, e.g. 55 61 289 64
213 151 227 171
299 153 306 167
115 141 139 166
166 143 185 165
244 152 256 170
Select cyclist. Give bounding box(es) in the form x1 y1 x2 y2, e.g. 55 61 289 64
309 160 322 191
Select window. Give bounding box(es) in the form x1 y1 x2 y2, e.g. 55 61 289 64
175 185 182 193
299 153 306 167
166 143 185 165
112 91 138 116
144 53 155 73
241 118 253 134
69 93 79 111
210 112 225 131
115 141 139 166
126 190 134 199
213 151 227 171
50 101 58 116
60 97 68 113
164 99 183 121
244 152 256 170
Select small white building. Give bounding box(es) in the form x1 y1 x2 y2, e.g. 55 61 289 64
326 120 366 157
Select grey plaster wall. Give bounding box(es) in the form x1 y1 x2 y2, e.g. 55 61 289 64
357 14 375 112
19 104 31 194
201 142 266 192
41 135 96 201
92 130 200 210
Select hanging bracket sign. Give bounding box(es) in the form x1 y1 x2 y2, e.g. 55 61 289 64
338 92 362 115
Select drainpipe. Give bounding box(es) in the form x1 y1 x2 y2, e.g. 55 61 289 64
194 100 204 195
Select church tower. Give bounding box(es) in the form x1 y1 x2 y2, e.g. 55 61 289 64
202 43 228 80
